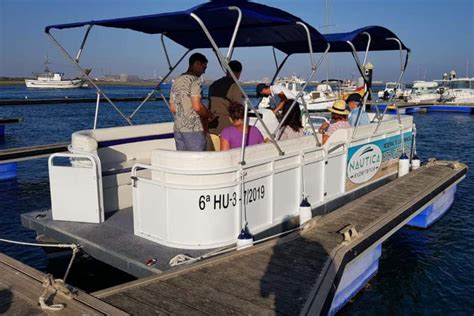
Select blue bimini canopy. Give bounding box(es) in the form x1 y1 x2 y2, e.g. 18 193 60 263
45 0 327 55
323 26 410 53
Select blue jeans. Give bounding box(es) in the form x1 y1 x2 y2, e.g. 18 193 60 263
174 131 207 151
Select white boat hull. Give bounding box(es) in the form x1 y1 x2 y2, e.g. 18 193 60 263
25 78 85 89
305 99 336 111
47 115 414 250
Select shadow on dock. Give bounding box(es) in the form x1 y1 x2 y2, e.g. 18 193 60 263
0 288 13 314
260 233 334 314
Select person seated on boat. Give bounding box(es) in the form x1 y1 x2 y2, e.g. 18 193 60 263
318 100 350 144
169 52 214 151
220 102 264 151
256 83 296 114
346 93 370 127
277 100 304 140
208 60 243 136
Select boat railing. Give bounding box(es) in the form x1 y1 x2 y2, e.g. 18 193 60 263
48 151 104 223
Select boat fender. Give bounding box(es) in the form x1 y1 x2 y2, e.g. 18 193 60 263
411 154 421 170
398 153 410 177
236 224 254 250
299 197 312 225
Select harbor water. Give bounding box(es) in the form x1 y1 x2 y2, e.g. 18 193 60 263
0 84 473 314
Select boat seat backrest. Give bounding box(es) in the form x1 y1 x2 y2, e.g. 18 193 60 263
71 122 175 165
151 135 321 172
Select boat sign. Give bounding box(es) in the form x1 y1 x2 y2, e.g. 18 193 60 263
347 144 382 183
346 132 413 190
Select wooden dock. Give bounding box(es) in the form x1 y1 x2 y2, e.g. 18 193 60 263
0 252 126 315
90 160 466 315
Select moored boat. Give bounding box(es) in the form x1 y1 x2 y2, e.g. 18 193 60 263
20 1 464 314
408 80 439 103
25 58 86 89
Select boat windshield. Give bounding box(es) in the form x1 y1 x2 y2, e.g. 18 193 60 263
386 83 397 89
450 80 473 89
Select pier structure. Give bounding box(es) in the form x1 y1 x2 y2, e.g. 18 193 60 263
16 160 467 315
0 117 23 181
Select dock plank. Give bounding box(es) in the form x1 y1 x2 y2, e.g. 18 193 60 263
0 253 127 315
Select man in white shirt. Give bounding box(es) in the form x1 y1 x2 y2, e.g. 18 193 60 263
256 83 296 113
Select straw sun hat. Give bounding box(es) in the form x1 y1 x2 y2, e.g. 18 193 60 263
328 100 350 115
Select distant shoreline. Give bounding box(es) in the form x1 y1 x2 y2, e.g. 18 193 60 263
0 80 259 86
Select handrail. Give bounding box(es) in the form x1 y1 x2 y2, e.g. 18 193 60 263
49 151 104 220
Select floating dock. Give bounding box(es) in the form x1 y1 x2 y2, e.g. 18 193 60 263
20 160 467 314
370 101 474 113
0 143 68 181
0 143 68 163
0 252 125 315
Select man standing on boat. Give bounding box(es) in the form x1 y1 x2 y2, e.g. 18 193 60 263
170 53 214 151
346 93 370 127
256 83 296 114
208 60 243 136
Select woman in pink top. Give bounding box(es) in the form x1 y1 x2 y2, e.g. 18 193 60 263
318 100 350 144
220 102 264 150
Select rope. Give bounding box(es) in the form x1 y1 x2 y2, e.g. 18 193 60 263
0 238 78 249
0 238 79 311
168 226 301 267
168 254 195 266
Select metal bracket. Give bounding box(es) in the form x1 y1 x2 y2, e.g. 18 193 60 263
339 224 360 243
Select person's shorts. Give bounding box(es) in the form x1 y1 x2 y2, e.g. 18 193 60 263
174 131 207 151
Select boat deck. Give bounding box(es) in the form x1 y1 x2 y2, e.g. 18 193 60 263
0 252 125 315
89 160 466 315
21 208 218 278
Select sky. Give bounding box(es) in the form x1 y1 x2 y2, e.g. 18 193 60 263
0 0 473 83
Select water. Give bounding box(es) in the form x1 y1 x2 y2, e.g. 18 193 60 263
1 85 473 313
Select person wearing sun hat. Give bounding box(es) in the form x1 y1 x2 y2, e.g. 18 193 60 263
318 99 351 144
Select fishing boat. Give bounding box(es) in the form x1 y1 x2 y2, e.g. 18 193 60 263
25 58 86 89
21 1 463 314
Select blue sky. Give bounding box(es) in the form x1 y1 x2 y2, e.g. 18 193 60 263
1 0 473 82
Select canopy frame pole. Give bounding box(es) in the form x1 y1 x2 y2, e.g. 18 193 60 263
362 32 372 66
271 43 330 134
349 33 371 140
93 91 100 130
272 48 279 72
374 38 409 153
347 41 369 87
129 49 190 119
75 25 93 62
161 33 172 69
46 30 132 125
190 11 284 164
225 6 242 61
271 22 330 145
374 38 409 135
270 54 290 84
